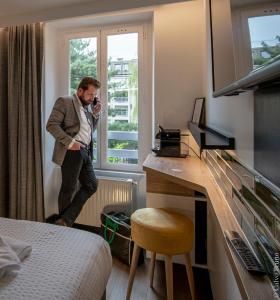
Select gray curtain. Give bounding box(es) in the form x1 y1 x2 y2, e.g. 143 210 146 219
0 28 8 217
0 24 44 221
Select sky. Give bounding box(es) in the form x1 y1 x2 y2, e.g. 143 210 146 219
107 33 138 60
72 32 138 61
248 14 280 47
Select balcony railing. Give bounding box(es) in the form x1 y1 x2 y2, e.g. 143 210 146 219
93 130 138 159
108 131 137 140
112 97 128 103
114 112 128 117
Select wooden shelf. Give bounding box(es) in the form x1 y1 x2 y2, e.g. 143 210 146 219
188 122 235 151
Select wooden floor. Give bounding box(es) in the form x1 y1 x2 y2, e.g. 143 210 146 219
106 258 213 300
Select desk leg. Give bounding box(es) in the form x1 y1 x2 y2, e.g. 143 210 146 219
195 200 207 264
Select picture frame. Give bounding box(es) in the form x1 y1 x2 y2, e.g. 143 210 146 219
191 97 205 126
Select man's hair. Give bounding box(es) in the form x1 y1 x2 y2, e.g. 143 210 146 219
77 77 101 90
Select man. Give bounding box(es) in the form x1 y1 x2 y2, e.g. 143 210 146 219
46 77 101 227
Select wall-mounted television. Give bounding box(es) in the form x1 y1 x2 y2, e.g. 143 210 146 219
210 0 280 97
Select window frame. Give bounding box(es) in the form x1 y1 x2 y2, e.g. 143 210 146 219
60 22 151 172
100 24 146 172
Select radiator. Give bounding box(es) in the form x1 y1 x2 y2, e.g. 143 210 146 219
76 176 134 227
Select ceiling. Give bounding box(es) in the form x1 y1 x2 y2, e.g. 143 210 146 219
0 0 190 27
0 0 94 17
231 0 279 8
1 0 277 20
0 0 190 18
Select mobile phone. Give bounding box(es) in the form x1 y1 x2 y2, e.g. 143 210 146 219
93 96 98 107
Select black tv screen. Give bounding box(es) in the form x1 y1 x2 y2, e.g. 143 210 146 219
254 81 280 188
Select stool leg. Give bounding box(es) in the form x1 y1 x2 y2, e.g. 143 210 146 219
165 255 173 300
149 252 156 287
184 253 195 300
126 244 141 300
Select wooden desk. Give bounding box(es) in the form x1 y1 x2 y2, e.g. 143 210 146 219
143 154 274 300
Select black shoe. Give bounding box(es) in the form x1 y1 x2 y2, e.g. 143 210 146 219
55 218 68 227
45 214 60 224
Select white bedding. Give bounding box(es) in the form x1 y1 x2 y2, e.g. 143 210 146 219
0 217 112 300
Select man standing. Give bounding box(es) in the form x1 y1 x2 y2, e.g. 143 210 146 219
46 77 101 227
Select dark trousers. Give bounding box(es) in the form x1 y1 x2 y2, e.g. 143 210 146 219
58 148 98 226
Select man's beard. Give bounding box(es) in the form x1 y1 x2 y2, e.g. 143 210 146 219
79 95 89 106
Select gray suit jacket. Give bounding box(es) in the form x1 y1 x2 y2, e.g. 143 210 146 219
46 94 99 166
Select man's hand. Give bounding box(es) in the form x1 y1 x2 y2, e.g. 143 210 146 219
69 141 85 151
92 101 101 116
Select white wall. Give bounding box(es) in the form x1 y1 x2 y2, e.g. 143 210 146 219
205 91 254 167
43 24 65 217
203 0 254 167
153 0 205 130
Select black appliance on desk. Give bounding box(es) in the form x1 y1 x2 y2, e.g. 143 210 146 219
152 125 186 157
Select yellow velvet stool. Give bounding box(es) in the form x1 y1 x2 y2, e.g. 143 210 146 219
126 208 195 300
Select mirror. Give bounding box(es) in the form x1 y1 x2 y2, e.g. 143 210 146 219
210 0 280 94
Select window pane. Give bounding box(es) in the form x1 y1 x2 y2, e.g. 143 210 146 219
248 15 280 69
69 37 97 94
69 37 98 162
107 33 138 165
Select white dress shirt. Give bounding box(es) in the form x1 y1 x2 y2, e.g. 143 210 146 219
68 94 92 148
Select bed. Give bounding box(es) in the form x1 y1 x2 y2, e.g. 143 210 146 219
0 217 112 300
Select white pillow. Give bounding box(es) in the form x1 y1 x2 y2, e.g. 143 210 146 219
0 236 20 278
